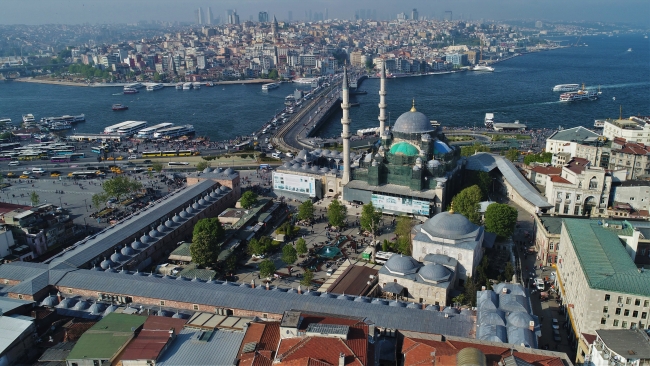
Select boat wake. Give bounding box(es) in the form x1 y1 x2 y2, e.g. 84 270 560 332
112 93 123 96
598 81 650 89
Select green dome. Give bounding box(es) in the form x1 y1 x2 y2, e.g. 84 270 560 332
390 141 419 156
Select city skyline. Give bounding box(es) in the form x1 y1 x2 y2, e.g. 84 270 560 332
1 0 648 25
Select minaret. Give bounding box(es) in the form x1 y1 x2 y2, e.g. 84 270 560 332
341 67 351 184
378 61 387 139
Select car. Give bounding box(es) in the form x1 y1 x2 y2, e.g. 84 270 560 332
271 153 281 159
553 329 561 342
8 161 20 166
22 171 31 175
127 155 137 159
19 175 29 179
6 172 15 177
252 254 265 259
116 156 124 160
552 319 560 330
535 278 545 290
50 173 60 177
285 152 294 158
31 167 45 174
143 160 152 164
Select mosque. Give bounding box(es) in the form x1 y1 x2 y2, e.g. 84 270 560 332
272 64 460 218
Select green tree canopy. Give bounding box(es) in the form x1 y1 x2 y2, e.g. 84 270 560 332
463 276 478 306
452 185 482 225
91 193 106 209
102 176 143 202
300 269 314 287
295 238 308 255
484 203 518 238
460 143 490 157
259 259 276 278
394 216 414 255
360 202 382 239
267 69 279 79
281 244 297 265
247 236 273 256
523 152 552 165
240 191 258 209
327 199 347 228
297 200 315 222
196 161 211 171
30 191 40 206
190 218 225 267
464 171 491 198
505 148 520 162
151 161 163 173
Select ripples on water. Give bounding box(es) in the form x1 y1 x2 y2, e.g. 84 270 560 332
0 34 647 141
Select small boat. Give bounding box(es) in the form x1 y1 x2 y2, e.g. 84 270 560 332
146 83 164 91
175 83 183 90
472 63 494 72
205 82 214 87
553 84 580 92
123 87 138 94
112 104 128 111
627 48 633 52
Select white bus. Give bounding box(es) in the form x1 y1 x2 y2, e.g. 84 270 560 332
374 251 394 264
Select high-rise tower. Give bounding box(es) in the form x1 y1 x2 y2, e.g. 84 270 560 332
271 15 278 38
207 7 213 24
197 7 203 25
341 67 351 184
378 61 387 139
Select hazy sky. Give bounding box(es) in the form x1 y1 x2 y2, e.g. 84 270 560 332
1 0 648 26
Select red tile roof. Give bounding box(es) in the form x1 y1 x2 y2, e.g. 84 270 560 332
277 337 362 366
531 166 562 176
550 176 572 184
119 316 187 362
402 336 566 366
238 322 281 366
582 333 597 345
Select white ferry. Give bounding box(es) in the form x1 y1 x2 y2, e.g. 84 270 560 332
135 123 174 139
192 82 201 89
175 83 183 90
153 124 195 139
262 82 280 91
146 83 164 91
182 83 192 90
552 84 580 92
104 120 140 134
116 121 148 136
472 63 494 72
22 114 36 123
0 118 12 125
124 82 144 90
41 114 85 124
594 119 606 128
559 84 599 102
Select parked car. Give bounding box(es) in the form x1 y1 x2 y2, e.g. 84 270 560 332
535 278 545 290
552 319 560 330
127 155 138 160
8 161 20 166
553 329 561 342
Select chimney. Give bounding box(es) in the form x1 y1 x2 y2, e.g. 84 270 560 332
502 287 508 294
339 352 345 366
169 328 174 338
529 321 535 331
481 286 486 291
266 281 270 290
422 303 425 310
251 279 255 289
297 285 302 294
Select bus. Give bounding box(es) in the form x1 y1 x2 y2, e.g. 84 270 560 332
0 143 21 151
68 171 96 179
91 147 104 154
0 155 13 161
374 251 394 265
69 153 85 160
53 150 74 156
51 156 71 163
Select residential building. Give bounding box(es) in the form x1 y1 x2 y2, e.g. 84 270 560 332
533 215 562 265
545 126 602 166
602 116 650 145
585 329 650 365
528 165 561 187
556 218 650 363
612 180 650 213
607 138 650 180
0 314 36 366
119 316 188 366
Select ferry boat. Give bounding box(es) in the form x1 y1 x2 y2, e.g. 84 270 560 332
553 84 580 92
262 82 280 91
594 119 606 128
472 63 494 72
116 121 148 136
192 82 201 89
40 114 85 124
182 83 192 90
22 114 35 123
135 122 174 139
153 124 195 139
0 118 11 126
112 104 128 111
146 83 164 91
559 84 599 102
484 113 495 128
49 122 73 131
123 87 138 94
175 83 183 90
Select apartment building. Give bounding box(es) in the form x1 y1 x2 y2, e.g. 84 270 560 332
608 138 650 180
603 117 650 145
556 218 650 363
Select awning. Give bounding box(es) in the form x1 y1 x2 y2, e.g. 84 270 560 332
383 282 404 294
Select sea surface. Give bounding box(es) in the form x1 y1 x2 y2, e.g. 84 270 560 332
0 34 648 141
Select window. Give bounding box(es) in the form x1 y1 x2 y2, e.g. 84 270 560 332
574 206 580 215
622 321 628 328
68 288 73 294
635 299 641 306
645 300 649 307
616 308 622 315
563 205 570 214
603 306 609 313
589 177 598 189
630 197 635 201
624 309 630 316
605 294 611 301
576 194 582 201
566 193 571 199
555 203 560 212
262 313 268 319
618 296 624 303
627 297 632 305
601 318 607 325
633 311 639 318
550 243 554 250
159 300 165 306
193 304 199 311
613 320 619 326
642 312 647 319
18 294 23 300
557 192 562 199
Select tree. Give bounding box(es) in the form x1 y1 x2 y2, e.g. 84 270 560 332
102 176 143 202
295 238 308 256
327 199 347 228
464 170 491 198
196 161 211 171
30 191 40 206
224 255 237 273
190 218 225 267
364 58 375 72
281 244 297 265
297 200 314 222
484 203 518 238
267 69 278 79
394 216 414 255
451 185 483 225
360 202 382 239
247 238 264 256
460 143 490 157
92 193 106 209
151 161 163 173
524 152 552 166
240 191 258 209
259 259 276 278
300 269 314 287
503 261 515 282
505 148 520 162
463 276 478 306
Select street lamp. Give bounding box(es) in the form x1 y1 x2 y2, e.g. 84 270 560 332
83 198 88 212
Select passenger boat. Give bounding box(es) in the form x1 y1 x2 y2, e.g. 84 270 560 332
153 124 195 139
182 83 192 90
175 83 183 90
192 82 201 89
552 84 580 92
123 87 138 94
146 83 164 91
112 104 128 111
262 82 280 91
22 114 35 123
135 123 175 139
559 84 599 102
594 119 606 128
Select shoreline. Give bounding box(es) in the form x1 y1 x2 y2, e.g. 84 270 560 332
13 77 276 88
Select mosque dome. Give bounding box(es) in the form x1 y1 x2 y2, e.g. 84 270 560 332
384 254 420 275
392 102 434 134
41 294 59 307
131 238 147 250
389 141 419 156
121 244 136 256
202 167 212 174
165 218 177 229
421 212 480 240
434 140 453 154
418 263 452 282
100 257 115 269
172 213 185 223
